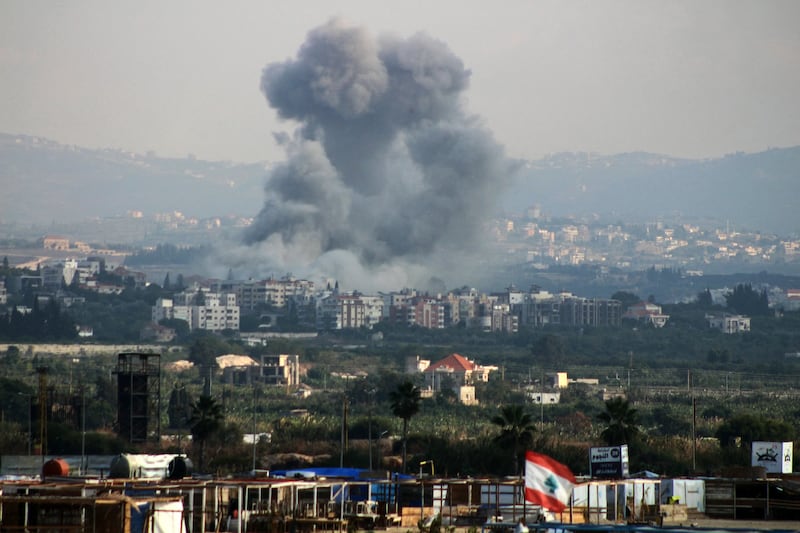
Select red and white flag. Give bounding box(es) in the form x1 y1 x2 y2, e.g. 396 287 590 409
524 450 576 512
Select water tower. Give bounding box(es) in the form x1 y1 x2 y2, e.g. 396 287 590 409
115 352 161 443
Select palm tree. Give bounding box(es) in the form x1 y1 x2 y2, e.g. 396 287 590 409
597 397 640 446
389 380 421 473
188 394 224 472
491 404 537 475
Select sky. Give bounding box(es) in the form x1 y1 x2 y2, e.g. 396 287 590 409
2 0 799 165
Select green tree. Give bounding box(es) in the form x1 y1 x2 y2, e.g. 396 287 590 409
159 318 190 338
189 395 224 472
706 348 729 364
716 413 795 448
168 385 192 429
725 283 769 316
188 334 236 369
597 397 640 446
389 380 421 473
194 289 206 306
5 345 21 365
612 291 641 312
531 334 565 366
696 288 713 308
491 404 536 475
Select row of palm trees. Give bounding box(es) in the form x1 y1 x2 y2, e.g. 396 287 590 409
187 380 639 475
489 397 640 475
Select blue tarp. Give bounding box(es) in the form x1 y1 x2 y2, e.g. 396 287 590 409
629 470 660 479
271 467 413 481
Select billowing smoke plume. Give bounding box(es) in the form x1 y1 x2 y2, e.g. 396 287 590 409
239 19 515 290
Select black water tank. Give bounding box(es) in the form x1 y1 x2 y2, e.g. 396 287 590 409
168 455 194 479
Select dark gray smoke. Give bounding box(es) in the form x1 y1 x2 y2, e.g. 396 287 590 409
242 18 515 290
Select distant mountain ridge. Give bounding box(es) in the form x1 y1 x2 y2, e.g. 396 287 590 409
508 148 800 234
1 133 268 224
2 133 798 235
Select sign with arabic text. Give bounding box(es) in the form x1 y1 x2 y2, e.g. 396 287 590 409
589 445 629 479
751 441 792 474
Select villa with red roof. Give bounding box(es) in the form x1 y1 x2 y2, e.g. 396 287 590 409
421 353 496 405
622 301 669 328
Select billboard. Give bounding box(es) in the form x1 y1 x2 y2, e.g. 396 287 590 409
751 441 793 474
590 445 629 479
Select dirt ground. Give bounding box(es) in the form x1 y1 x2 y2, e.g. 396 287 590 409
381 519 800 532
677 518 800 531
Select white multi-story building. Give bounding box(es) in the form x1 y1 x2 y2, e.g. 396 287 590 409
152 289 239 332
316 292 366 330
193 292 239 331
487 303 519 333
217 276 315 311
517 288 621 328
41 259 79 288
360 295 385 328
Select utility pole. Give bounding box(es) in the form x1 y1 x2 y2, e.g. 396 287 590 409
540 369 545 432
252 384 257 472
689 369 696 473
17 393 32 455
80 387 86 475
628 351 634 390
692 398 697 472
36 367 48 459
368 388 376 471
27 395 33 456
340 394 348 468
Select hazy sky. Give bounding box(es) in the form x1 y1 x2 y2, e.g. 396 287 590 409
2 1 799 163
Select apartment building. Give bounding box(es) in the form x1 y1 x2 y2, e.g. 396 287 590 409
387 295 446 329
152 288 239 332
517 289 621 328
217 276 315 311
316 292 366 330
484 303 519 333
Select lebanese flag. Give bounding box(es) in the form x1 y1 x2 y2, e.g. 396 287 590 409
524 450 576 512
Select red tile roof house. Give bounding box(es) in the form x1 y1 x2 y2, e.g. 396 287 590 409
422 353 495 405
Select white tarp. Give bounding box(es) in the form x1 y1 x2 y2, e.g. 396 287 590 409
151 500 186 533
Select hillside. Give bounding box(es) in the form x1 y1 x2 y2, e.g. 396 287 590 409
2 133 799 235
508 148 800 234
0 133 267 224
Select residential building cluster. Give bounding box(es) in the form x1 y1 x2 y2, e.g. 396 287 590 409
7 254 765 339
8 223 800 339
28 200 800 276
148 278 623 335
152 288 240 333
492 211 800 272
